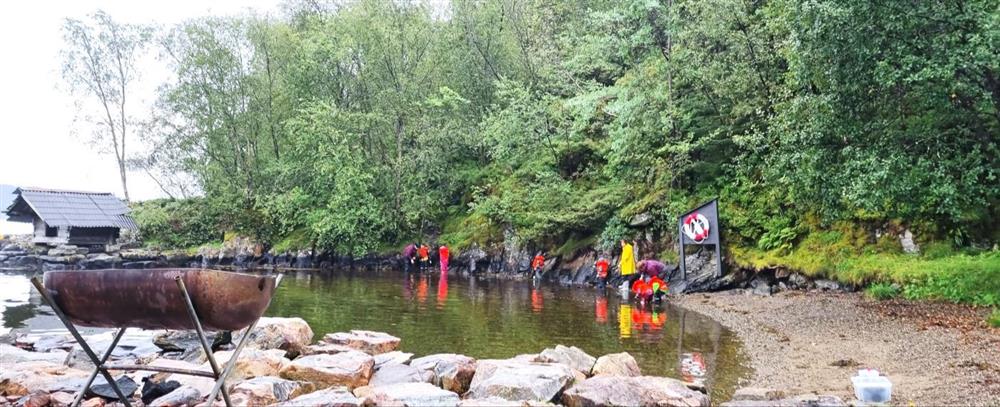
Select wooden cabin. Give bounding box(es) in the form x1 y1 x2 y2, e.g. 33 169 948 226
3 187 136 249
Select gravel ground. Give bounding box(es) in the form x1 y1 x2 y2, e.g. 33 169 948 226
674 290 1000 406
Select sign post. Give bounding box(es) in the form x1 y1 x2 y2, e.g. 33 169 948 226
678 199 722 280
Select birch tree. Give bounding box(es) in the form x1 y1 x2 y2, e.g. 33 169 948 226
61 11 151 202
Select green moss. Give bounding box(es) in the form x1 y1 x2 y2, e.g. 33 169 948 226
271 227 312 253
989 309 1000 328
553 234 598 257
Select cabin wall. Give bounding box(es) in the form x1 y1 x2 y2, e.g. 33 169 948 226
31 218 69 246
68 227 119 247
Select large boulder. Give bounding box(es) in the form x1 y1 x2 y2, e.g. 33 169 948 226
322 330 401 355
355 382 460 406
47 245 87 257
374 351 414 369
0 344 68 365
148 385 202 407
300 343 357 356
230 376 315 406
202 349 289 381
0 362 89 396
370 364 435 387
537 345 596 376
234 317 314 358
275 386 364 407
465 359 575 402
561 375 709 407
66 331 162 369
410 353 477 393
591 352 641 377
279 350 375 389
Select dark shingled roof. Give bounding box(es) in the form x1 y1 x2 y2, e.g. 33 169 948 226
4 187 137 229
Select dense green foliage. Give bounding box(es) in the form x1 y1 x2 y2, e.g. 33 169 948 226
864 283 900 301
131 199 223 248
132 0 998 263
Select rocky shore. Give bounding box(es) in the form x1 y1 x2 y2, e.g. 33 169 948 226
674 291 1000 406
1 318 850 407
0 236 855 299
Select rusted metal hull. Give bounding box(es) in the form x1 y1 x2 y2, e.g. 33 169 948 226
42 269 277 331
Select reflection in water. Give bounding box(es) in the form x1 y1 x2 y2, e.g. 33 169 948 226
417 275 428 305
618 304 632 339
594 296 607 323
681 352 707 386
436 272 448 309
0 270 749 402
531 288 543 313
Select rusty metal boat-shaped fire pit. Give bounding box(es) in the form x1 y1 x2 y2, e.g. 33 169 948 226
30 269 281 407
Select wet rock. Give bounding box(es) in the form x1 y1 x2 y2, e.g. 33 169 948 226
720 394 846 407
370 364 434 387
0 344 68 364
300 343 356 356
731 387 786 401
279 350 374 389
15 392 49 407
86 376 138 400
374 351 414 369
562 375 710 407
357 382 460 406
465 359 575 402
81 253 120 269
148 385 201 407
787 273 812 290
814 280 842 291
0 361 89 396
203 349 289 380
322 330 401 355
630 212 654 227
410 353 478 393
752 284 773 296
141 379 182 405
48 392 74 407
537 345 596 376
230 376 315 406
275 386 363 407
591 352 641 377
234 317 313 358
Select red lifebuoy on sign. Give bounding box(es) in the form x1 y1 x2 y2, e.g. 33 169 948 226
683 213 710 243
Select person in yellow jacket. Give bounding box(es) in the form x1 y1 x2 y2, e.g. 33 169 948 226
619 239 636 282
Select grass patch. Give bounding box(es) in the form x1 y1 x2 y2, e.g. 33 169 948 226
732 230 1000 307
865 283 900 300
989 309 1000 328
553 234 598 257
271 227 312 253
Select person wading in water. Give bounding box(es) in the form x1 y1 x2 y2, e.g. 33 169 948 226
403 243 418 273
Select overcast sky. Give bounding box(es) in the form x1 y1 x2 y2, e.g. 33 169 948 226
0 0 281 205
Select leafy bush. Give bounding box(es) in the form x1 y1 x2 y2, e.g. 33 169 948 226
131 198 223 249
865 283 900 300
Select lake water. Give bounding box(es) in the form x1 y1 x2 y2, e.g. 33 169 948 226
1 269 749 402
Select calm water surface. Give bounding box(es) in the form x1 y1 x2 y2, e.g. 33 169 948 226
1 269 749 402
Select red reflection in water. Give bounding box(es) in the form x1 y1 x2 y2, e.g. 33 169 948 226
631 306 667 332
436 272 448 309
595 296 608 323
417 276 428 304
531 288 543 313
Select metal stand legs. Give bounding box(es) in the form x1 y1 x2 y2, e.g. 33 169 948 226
29 275 280 407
